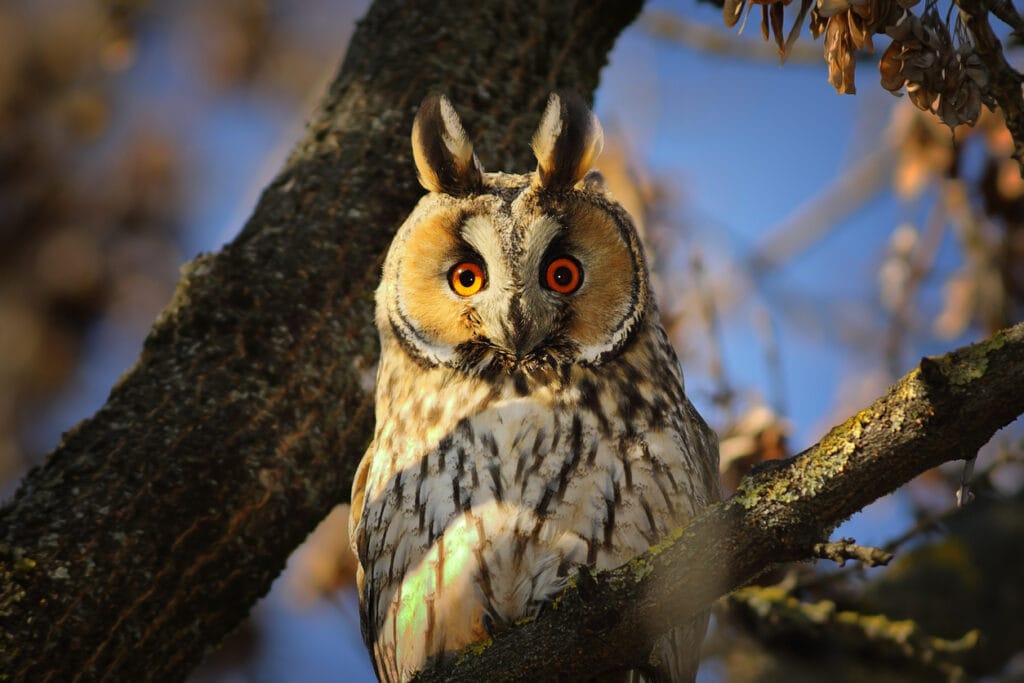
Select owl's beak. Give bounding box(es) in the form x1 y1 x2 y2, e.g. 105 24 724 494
501 296 543 359
507 322 535 358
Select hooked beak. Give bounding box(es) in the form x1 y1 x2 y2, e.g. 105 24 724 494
501 295 542 358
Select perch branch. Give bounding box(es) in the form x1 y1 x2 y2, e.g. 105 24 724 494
413 322 1024 681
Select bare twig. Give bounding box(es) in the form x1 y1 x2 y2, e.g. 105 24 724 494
643 10 824 65
796 442 1020 592
813 538 894 567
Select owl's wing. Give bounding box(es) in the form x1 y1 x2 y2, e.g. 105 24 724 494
640 398 719 683
348 442 394 681
683 397 724 506
348 441 371 564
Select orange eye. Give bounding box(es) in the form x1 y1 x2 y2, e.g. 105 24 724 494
450 261 486 296
544 257 583 294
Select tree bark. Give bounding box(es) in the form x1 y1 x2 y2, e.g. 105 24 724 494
0 1 643 680
411 323 1024 682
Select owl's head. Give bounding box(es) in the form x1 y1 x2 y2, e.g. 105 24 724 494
378 93 652 376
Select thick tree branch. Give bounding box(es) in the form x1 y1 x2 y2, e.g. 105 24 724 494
412 323 1024 682
0 1 643 680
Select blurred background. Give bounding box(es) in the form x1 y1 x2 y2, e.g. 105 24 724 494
1 0 1021 681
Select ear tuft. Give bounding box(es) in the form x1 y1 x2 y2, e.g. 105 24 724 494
531 93 604 192
580 169 607 193
411 95 484 195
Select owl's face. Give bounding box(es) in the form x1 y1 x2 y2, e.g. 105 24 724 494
378 94 651 376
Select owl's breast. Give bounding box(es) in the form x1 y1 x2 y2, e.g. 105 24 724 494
355 356 715 679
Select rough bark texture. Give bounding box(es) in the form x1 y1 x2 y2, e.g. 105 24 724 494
412 323 1024 682
0 1 643 680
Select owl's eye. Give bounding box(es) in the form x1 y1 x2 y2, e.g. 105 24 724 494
543 256 583 294
449 261 486 296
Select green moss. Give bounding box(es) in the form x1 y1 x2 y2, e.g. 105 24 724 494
548 573 578 611
645 525 684 557
733 585 979 658
922 329 1007 387
895 370 924 401
932 352 989 386
735 412 864 511
454 636 494 667
13 557 35 573
836 611 914 641
627 555 655 583
466 637 493 656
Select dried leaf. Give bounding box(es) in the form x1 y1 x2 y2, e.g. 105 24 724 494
849 13 866 47
782 0 814 62
885 10 918 42
961 51 989 88
771 1 787 51
817 0 852 18
880 40 906 91
825 14 858 93
724 0 747 28
908 83 937 110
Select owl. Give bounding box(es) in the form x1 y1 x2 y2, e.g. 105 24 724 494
349 93 721 682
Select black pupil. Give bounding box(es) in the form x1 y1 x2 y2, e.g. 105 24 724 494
553 265 573 287
458 268 477 288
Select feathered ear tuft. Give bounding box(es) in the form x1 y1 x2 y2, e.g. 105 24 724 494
531 92 604 192
411 95 484 195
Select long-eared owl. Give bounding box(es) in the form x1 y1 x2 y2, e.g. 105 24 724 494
350 93 721 682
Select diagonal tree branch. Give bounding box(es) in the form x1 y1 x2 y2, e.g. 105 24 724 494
413 323 1024 682
0 1 643 680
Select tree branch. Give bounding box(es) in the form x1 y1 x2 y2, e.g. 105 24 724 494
0 1 643 680
412 323 1024 682
812 538 893 568
729 585 979 678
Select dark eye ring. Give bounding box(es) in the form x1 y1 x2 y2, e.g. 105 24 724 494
543 256 583 294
